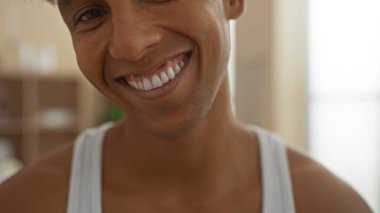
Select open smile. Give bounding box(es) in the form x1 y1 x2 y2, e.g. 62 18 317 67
117 52 191 91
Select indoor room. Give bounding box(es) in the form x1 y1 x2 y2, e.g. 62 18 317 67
0 0 378 212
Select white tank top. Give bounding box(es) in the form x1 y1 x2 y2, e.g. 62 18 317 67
67 123 296 213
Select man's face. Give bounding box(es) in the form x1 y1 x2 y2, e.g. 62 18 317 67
59 0 243 137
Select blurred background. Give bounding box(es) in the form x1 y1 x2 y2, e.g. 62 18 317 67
0 0 379 211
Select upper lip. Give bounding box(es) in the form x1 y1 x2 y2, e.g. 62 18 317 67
113 50 192 79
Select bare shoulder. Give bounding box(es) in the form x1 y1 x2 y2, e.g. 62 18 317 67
287 147 373 213
0 142 74 213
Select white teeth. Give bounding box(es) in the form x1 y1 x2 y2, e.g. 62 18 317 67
132 81 139 89
152 75 163 88
174 64 181 74
179 61 185 68
143 78 153 91
138 81 144 90
124 60 186 91
167 67 176 80
160 72 169 84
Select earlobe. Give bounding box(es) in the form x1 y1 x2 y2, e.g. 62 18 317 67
224 0 245 19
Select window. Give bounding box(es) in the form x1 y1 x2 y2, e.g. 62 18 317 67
308 0 380 211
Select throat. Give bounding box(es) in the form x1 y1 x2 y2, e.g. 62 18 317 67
103 119 249 193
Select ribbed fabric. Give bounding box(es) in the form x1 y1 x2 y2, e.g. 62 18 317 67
255 126 296 213
66 124 295 213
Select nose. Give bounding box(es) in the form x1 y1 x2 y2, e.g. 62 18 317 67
108 12 163 61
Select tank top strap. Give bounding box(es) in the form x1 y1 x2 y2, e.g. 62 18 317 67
254 126 296 213
67 123 113 213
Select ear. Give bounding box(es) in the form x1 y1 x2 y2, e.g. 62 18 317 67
224 0 245 19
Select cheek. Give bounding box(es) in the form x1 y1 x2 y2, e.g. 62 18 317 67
192 5 230 63
195 14 230 85
72 34 127 107
73 35 107 85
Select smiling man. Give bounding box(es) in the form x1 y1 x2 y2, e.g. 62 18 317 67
0 0 373 212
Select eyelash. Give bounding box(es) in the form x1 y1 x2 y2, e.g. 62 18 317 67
76 8 107 24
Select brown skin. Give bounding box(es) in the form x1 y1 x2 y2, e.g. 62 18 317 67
0 0 373 212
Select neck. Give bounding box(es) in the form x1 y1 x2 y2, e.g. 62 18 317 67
104 77 256 196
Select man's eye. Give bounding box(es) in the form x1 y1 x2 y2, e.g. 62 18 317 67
76 9 106 23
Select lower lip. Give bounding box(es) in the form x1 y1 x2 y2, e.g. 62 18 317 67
119 55 190 100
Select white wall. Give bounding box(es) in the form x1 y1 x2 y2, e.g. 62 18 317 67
236 0 307 147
